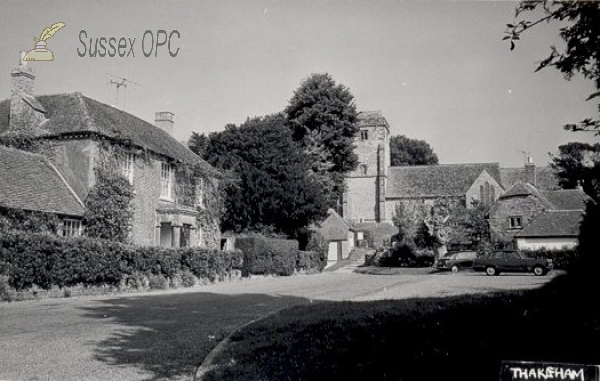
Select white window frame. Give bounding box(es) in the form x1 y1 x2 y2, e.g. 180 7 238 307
121 153 135 185
360 129 369 141
160 162 173 200
62 219 82 237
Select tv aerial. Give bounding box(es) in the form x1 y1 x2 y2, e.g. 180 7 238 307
106 73 141 108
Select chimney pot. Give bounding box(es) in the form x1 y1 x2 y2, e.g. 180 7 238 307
155 111 174 136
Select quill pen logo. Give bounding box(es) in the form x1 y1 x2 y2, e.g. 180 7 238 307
23 22 66 61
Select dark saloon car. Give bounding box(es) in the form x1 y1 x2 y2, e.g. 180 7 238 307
434 251 478 272
472 250 552 276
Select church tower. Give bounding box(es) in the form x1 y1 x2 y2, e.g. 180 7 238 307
343 111 390 223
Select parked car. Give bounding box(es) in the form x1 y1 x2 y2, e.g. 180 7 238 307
473 250 552 276
435 251 478 272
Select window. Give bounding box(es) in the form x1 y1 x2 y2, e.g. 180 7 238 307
359 164 368 175
480 182 494 205
160 162 172 199
121 153 135 184
360 129 369 140
63 219 81 237
509 216 522 229
195 178 204 208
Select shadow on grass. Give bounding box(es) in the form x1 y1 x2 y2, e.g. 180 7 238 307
78 291 312 381
204 275 600 381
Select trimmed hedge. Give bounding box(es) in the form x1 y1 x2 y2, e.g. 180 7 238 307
0 231 243 290
235 235 322 276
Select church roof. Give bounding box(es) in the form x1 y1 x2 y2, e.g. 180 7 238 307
500 166 560 191
386 163 502 198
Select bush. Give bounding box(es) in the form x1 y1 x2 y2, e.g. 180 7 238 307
236 234 306 276
0 231 243 291
305 231 328 271
148 274 169 290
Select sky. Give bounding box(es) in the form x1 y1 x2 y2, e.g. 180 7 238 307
0 0 598 168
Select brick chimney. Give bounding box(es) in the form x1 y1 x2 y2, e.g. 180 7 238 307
155 111 174 136
9 51 36 132
524 154 536 186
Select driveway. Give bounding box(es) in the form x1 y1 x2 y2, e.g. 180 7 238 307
0 270 558 381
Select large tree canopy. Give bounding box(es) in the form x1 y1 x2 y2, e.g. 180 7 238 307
389 135 439 166
203 114 328 236
507 0 600 278
551 142 600 199
285 73 359 206
506 0 600 136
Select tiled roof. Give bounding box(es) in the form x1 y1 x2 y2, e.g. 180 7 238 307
500 182 589 211
516 210 583 237
500 166 560 191
0 146 84 216
386 163 502 198
0 94 219 175
318 209 352 241
542 189 589 211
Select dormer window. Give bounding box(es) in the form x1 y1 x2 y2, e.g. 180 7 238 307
160 162 173 200
360 130 369 141
509 216 522 229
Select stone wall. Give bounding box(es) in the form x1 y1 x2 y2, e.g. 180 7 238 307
489 195 546 243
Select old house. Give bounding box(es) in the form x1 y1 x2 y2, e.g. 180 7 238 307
489 182 588 248
0 59 221 248
0 145 85 235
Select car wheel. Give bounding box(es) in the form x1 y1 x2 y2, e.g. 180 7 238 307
485 266 498 276
533 266 546 276
451 265 460 273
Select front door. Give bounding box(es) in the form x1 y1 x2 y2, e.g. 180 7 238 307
337 241 343 260
160 223 172 247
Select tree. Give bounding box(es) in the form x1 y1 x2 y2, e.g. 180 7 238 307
506 1 600 135
285 73 359 206
187 132 209 158
390 135 439 166
507 1 600 280
551 142 600 198
204 114 328 236
84 166 134 243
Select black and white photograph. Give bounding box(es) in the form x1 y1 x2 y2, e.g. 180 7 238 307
0 1 599 380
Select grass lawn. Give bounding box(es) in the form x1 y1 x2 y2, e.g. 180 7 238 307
202 275 600 381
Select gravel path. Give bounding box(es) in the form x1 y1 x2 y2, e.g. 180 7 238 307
0 269 558 381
